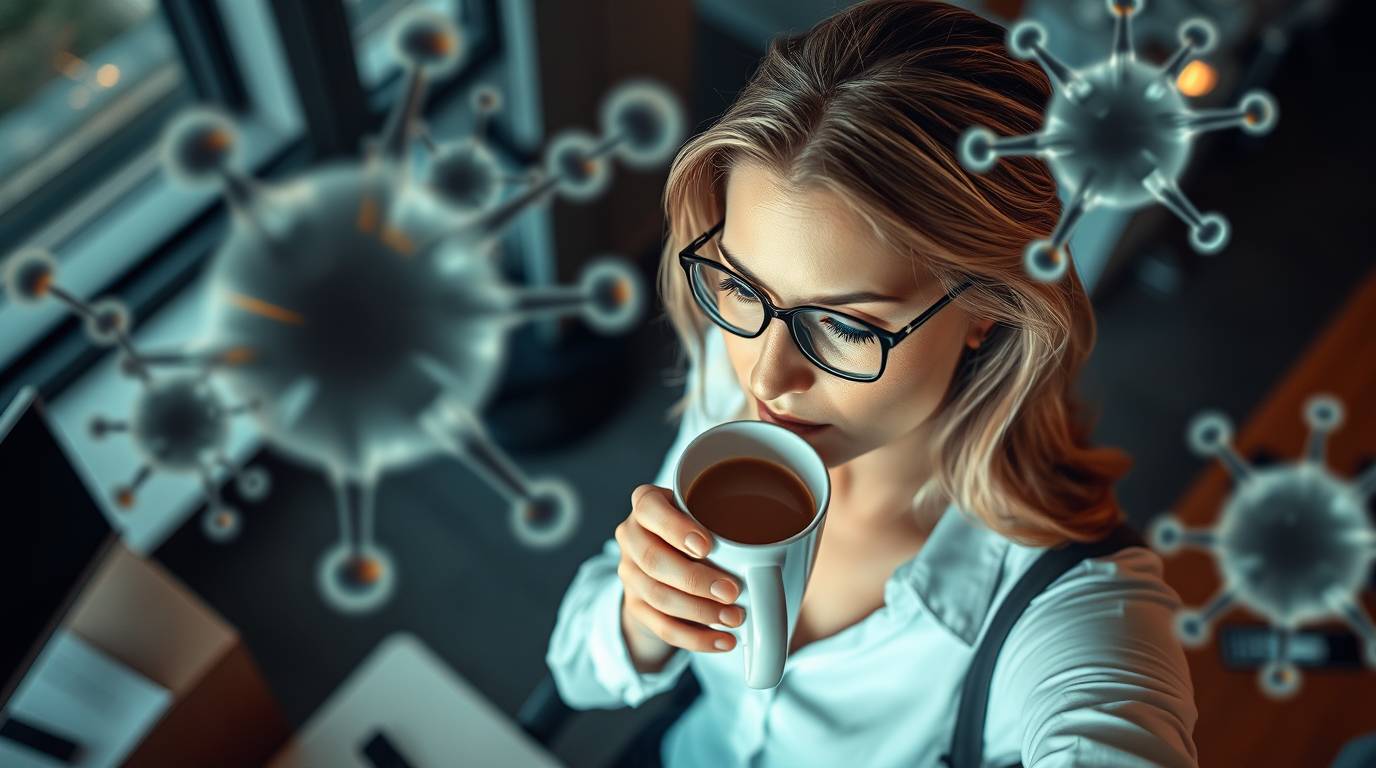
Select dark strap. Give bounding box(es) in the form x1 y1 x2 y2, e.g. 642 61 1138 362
942 523 1145 768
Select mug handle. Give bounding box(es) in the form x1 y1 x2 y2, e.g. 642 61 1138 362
743 564 787 689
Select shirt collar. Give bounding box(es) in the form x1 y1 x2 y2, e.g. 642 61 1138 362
884 504 1012 646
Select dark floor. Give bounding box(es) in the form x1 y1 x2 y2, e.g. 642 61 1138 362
150 6 1374 768
154 318 690 767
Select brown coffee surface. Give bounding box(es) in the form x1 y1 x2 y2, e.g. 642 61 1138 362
686 457 815 545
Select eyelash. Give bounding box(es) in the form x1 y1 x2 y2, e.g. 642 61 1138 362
718 277 759 304
819 316 876 344
717 278 876 344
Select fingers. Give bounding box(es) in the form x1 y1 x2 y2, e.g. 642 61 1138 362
615 483 746 655
622 588 738 653
630 484 715 560
618 558 745 630
616 516 740 605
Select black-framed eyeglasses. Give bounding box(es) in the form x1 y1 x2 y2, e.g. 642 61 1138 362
679 221 972 383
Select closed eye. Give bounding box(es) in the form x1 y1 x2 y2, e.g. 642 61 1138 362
718 276 759 303
820 315 876 343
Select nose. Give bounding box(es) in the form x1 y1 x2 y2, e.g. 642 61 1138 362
749 319 816 401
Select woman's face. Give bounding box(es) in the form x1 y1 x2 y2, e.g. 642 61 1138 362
714 161 988 468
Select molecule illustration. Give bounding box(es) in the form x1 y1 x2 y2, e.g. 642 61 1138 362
1056 0 1253 64
2 250 272 543
1149 395 1376 699
958 0 1279 282
3 7 683 614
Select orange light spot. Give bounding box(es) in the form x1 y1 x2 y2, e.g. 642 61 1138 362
225 291 305 326
429 33 455 55
115 489 135 509
57 51 86 79
357 196 378 233
352 557 384 584
96 64 121 88
202 128 233 153
611 278 631 306
382 226 415 256
33 272 53 298
221 346 256 365
1176 60 1217 98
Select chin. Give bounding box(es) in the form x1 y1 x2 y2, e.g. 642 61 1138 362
805 430 857 468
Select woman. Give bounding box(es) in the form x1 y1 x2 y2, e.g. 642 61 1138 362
545 1 1197 766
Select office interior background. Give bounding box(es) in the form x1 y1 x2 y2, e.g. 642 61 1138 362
0 0 1372 765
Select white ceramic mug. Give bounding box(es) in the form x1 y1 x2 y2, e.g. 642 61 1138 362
672 419 830 689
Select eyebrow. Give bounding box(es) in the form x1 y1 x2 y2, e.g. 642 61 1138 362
717 241 907 306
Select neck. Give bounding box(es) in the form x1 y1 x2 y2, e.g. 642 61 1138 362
828 421 946 537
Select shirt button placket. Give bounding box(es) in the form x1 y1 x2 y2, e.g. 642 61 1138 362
741 687 769 759
751 679 784 763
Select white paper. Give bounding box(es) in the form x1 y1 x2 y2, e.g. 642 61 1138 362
0 630 171 768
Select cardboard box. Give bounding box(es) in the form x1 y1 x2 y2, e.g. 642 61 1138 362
65 543 289 767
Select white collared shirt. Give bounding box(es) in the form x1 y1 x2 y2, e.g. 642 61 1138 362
545 331 1198 767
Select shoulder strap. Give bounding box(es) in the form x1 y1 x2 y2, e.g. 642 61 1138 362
942 523 1145 768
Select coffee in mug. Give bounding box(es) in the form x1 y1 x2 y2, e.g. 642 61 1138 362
685 457 815 545
673 420 831 689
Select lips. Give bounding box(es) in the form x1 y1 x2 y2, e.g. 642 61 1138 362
756 399 828 434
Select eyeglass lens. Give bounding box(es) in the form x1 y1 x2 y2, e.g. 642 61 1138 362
686 260 884 378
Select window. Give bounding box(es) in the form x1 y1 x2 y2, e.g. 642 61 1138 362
0 0 191 244
0 0 301 379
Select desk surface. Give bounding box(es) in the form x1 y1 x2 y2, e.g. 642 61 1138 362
269 633 563 768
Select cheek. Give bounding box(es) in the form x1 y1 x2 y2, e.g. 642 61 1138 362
838 318 969 435
721 331 753 387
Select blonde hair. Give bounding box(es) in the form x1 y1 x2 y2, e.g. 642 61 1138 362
654 0 1130 546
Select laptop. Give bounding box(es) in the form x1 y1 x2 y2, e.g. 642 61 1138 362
0 387 117 761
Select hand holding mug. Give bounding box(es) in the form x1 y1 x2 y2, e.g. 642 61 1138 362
615 484 746 666
672 420 830 689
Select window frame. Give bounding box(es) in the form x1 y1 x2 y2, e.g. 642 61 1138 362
0 0 304 388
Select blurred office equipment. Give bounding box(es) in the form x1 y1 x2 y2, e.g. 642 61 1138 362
0 387 289 766
271 633 563 768
1 388 116 711
1 387 126 766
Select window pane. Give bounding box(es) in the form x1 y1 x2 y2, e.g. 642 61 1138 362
0 0 189 220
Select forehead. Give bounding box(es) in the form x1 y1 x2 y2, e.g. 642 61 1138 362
721 161 924 303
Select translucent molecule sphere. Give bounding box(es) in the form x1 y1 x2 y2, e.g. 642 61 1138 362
958 0 1278 282
1148 394 1376 699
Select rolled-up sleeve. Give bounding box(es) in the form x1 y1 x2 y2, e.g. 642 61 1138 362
545 366 704 710
993 547 1200 767
546 331 740 710
545 537 692 709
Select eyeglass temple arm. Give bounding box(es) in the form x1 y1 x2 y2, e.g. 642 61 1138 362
681 221 726 256
893 280 974 341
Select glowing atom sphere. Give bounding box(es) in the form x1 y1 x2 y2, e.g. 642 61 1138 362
958 0 1278 282
3 7 682 614
2 250 270 542
161 8 681 612
1149 395 1376 699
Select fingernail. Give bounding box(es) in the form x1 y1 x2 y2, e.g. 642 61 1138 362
684 532 708 558
714 638 732 651
710 580 735 602
719 607 742 626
